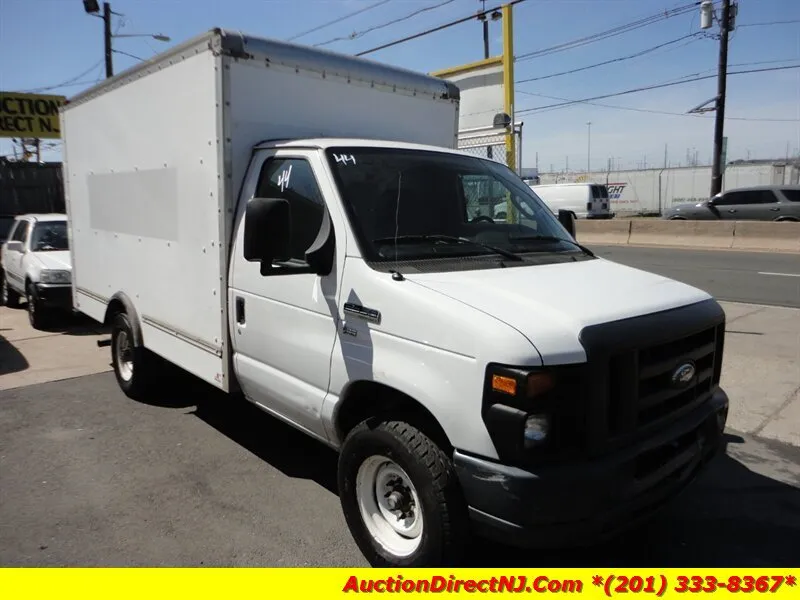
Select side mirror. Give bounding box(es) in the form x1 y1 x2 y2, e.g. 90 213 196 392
5 240 23 253
244 198 290 274
558 209 576 239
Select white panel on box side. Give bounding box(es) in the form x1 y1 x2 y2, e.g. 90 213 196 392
225 58 460 199
62 47 229 390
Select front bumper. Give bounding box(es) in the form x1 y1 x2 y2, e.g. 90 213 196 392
454 387 728 548
33 283 73 309
586 212 615 220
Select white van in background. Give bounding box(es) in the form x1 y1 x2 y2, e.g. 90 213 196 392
529 183 614 219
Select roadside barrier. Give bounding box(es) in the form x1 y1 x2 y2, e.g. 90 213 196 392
731 221 800 253
573 220 631 245
574 219 800 253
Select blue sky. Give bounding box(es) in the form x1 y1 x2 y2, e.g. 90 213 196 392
1 0 798 171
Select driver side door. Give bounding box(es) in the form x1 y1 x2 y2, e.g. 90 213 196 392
229 149 345 441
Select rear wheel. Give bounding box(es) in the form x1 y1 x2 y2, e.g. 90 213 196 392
1 274 21 308
338 418 469 567
110 312 158 400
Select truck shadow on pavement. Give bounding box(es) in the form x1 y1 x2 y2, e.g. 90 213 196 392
155 376 800 567
0 333 29 376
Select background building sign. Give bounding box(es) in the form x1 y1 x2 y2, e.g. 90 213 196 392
0 92 66 139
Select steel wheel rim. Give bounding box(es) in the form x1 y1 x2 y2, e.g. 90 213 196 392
356 455 423 557
115 329 134 381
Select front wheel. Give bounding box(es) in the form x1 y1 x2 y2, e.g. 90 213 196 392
338 418 469 567
26 282 50 329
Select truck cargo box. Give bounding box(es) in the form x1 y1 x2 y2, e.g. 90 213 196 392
61 28 460 391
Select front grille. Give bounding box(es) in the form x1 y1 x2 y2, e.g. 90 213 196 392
607 322 725 438
578 299 726 456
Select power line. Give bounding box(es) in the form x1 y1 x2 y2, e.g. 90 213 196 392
517 33 702 84
286 0 391 42
316 0 456 48
516 64 800 115
22 61 103 93
516 89 800 122
738 19 800 28
113 48 145 62
515 2 700 63
356 0 527 57
658 57 800 84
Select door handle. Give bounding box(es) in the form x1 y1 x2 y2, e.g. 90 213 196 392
727 209 737 213
235 296 245 325
769 208 780 212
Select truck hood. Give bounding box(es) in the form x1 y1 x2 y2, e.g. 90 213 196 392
32 250 72 271
407 257 712 364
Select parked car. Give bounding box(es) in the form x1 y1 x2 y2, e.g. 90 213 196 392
662 185 800 221
528 182 614 219
0 213 72 328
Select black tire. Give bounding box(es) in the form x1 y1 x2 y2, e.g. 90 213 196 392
1 274 21 308
338 418 469 567
26 282 50 329
669 216 687 220
110 311 157 400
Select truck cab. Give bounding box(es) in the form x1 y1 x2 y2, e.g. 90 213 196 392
226 138 728 565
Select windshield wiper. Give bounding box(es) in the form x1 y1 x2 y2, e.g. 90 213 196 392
508 235 595 257
373 234 523 261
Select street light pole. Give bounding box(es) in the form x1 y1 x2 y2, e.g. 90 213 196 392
103 2 113 78
586 121 592 176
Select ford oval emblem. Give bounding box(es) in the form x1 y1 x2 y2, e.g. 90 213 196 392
671 362 696 388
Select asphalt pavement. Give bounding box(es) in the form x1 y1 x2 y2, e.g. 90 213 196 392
1 371 798 567
589 245 800 308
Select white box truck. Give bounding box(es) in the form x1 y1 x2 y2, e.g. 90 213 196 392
62 28 729 567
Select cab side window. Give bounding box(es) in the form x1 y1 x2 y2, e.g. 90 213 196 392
11 220 30 243
255 158 325 262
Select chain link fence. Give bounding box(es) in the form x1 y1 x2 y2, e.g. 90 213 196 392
456 130 523 223
456 131 518 171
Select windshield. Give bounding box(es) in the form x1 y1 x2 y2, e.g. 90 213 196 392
30 221 68 251
324 147 581 266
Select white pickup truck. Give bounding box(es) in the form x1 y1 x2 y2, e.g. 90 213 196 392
62 29 730 567
1 213 72 328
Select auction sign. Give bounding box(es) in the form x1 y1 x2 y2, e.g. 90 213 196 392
0 91 65 139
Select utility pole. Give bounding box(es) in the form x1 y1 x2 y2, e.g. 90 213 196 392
709 0 732 196
104 2 113 77
480 0 490 58
479 1 493 160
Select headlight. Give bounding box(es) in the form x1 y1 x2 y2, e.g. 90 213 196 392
39 269 71 284
482 365 558 461
524 415 550 448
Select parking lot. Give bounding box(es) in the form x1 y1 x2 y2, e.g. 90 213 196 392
1 258 799 566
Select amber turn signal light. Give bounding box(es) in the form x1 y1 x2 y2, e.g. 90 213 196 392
491 374 517 395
